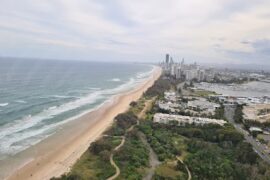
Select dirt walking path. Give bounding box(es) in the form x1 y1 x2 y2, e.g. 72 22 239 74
176 157 192 180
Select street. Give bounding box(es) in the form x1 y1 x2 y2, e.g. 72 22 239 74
224 104 270 164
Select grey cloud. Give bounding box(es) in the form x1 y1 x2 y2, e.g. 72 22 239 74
241 40 251 44
252 39 270 55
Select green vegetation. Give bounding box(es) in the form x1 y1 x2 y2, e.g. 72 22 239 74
234 104 244 123
154 160 186 180
139 121 185 161
52 111 139 180
105 112 138 136
129 98 146 115
114 130 149 179
139 118 270 180
192 89 217 97
144 78 171 98
244 119 270 129
213 104 226 120
51 136 121 180
52 75 270 180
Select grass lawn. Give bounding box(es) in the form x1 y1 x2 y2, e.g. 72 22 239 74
155 160 186 179
171 136 189 160
193 90 217 97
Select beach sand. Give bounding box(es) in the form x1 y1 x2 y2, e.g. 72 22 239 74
7 66 162 180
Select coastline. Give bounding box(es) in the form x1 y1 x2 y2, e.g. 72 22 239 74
6 66 162 180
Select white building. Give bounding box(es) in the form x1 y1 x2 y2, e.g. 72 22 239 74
185 69 198 81
187 98 220 114
153 113 227 126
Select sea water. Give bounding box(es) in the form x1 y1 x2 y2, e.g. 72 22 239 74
0 58 154 160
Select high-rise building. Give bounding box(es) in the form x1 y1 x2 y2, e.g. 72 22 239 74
166 54 170 64
163 53 171 75
161 53 212 81
176 66 182 79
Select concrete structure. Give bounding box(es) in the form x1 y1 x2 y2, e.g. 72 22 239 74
185 69 198 81
187 98 220 114
158 101 180 113
164 91 178 102
153 113 227 126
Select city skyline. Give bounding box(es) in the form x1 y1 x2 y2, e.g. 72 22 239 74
0 0 270 66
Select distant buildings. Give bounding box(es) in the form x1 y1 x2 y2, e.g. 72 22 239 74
160 53 215 82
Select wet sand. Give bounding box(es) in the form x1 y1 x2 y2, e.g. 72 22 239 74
6 66 162 180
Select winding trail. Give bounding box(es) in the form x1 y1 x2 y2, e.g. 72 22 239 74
107 136 125 180
106 117 137 180
107 99 154 180
176 157 192 180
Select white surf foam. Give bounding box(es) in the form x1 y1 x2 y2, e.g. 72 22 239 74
0 91 104 141
50 95 73 99
0 103 9 107
109 78 121 82
0 67 155 156
136 65 155 79
15 100 27 104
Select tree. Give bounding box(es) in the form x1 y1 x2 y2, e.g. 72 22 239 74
130 101 137 107
115 112 137 129
89 139 113 155
234 104 244 123
235 142 258 164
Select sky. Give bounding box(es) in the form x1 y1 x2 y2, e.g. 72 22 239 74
0 0 270 65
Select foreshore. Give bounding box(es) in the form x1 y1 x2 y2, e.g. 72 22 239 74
6 66 162 180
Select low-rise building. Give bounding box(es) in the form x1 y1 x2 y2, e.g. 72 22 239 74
153 113 227 126
158 101 181 113
164 91 178 102
187 98 220 114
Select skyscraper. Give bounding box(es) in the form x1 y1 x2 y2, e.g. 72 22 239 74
166 54 170 64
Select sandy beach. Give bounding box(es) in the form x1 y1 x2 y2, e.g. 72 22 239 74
6 66 162 180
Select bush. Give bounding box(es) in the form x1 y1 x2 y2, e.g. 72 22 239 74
115 112 137 130
89 138 114 155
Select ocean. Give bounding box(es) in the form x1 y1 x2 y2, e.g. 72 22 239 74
0 58 154 160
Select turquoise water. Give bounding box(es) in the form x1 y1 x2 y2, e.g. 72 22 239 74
0 58 154 159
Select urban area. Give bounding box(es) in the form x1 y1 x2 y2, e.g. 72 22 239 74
159 53 270 163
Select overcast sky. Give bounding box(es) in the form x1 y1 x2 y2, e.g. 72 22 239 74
0 0 270 65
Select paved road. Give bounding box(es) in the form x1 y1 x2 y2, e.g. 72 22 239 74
224 105 270 164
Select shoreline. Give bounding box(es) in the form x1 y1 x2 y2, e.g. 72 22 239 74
6 66 162 180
